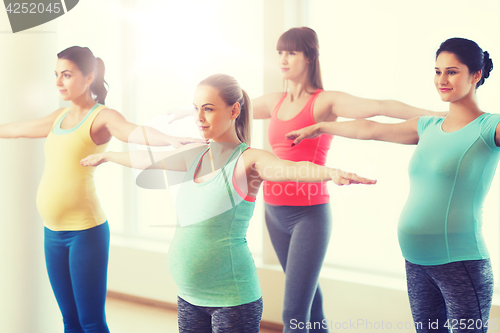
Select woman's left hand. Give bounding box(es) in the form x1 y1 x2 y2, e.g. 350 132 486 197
286 124 324 146
80 153 107 167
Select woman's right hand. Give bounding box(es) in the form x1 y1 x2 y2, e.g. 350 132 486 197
80 153 108 167
285 123 324 146
329 168 377 186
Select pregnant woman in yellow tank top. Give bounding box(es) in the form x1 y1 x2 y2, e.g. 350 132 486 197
0 46 201 333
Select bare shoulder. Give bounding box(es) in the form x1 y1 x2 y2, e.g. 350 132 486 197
96 107 123 119
93 108 127 129
241 147 275 163
312 90 344 120
315 90 347 106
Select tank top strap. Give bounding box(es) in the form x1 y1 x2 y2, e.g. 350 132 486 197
223 143 249 170
80 104 107 134
271 93 287 118
307 89 323 122
220 143 249 207
189 146 210 178
189 143 248 180
51 107 71 130
272 89 323 121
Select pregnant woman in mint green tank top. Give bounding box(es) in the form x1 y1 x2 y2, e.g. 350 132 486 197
81 73 376 333
287 38 498 332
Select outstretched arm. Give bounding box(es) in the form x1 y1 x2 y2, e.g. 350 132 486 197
320 91 445 120
245 149 376 186
0 108 65 139
286 117 420 145
81 143 207 172
98 109 205 147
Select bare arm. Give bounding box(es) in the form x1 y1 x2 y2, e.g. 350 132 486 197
495 122 500 147
98 109 205 147
320 91 445 120
252 93 282 119
80 143 207 171
286 117 420 145
245 148 376 186
0 108 65 138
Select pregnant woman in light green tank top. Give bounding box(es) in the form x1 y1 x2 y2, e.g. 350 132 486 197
287 38 499 333
81 73 376 332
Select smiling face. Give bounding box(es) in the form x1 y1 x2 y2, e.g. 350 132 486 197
278 50 309 82
434 51 481 103
193 85 240 142
55 59 94 102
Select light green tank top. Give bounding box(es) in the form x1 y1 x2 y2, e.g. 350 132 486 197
167 143 262 306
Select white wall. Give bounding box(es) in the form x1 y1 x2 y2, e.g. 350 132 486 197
0 14 63 333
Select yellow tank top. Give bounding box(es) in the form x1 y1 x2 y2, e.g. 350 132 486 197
37 104 109 231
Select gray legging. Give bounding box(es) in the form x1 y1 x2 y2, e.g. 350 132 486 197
406 259 494 333
265 203 332 333
177 296 263 333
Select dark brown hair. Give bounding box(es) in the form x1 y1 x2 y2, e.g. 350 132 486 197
57 46 108 104
277 27 323 90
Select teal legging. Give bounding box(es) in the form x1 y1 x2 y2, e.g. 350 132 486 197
44 222 110 333
265 203 332 333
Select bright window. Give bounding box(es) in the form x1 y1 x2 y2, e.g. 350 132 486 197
116 0 265 253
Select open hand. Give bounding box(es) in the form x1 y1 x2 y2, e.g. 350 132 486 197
330 169 377 186
80 153 107 167
285 124 324 146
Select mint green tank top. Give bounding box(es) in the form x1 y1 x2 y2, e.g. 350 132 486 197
167 143 262 306
398 113 500 265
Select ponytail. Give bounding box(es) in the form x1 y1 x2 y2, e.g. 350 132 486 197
235 89 251 146
57 46 109 103
91 57 108 104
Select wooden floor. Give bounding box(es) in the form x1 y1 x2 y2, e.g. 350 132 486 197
105 295 281 333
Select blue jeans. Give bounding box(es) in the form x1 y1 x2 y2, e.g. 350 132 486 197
44 222 110 333
265 203 332 333
406 259 494 333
